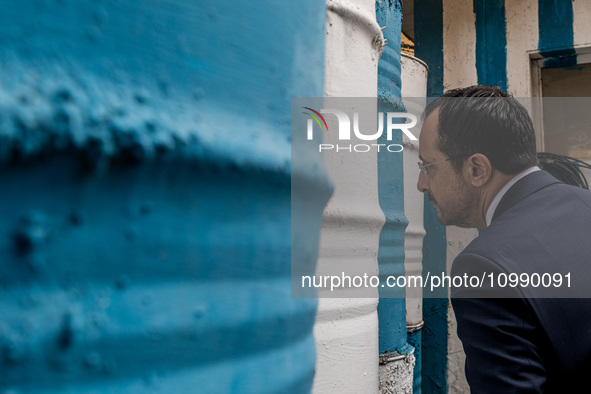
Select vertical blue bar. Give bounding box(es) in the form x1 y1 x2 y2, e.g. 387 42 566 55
414 0 448 393
538 0 576 67
375 0 411 356
407 329 422 393
474 0 508 90
414 0 444 98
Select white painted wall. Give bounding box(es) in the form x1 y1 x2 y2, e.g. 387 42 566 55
442 0 477 91
506 0 538 97
573 0 591 50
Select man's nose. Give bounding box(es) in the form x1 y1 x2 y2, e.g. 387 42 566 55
417 171 429 193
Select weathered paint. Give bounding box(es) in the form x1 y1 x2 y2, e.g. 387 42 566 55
0 1 329 392
443 0 478 90
474 0 508 90
538 0 576 68
376 1 415 392
573 0 591 49
312 1 383 392
414 0 449 392
506 0 538 96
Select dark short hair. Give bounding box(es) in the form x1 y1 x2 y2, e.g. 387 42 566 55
424 85 538 174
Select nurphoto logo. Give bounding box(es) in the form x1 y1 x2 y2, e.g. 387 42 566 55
303 107 418 153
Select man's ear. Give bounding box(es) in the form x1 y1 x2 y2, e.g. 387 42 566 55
465 153 492 187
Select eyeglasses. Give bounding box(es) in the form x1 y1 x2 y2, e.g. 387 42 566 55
418 158 452 176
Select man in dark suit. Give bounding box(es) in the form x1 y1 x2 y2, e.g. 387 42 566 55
416 85 591 392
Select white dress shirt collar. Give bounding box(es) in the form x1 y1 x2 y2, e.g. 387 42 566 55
485 166 540 227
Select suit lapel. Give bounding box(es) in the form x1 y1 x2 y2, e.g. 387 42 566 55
492 170 563 223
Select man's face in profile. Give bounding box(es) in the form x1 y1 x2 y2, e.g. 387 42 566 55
417 108 476 227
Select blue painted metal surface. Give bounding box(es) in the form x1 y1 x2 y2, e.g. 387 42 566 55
538 0 576 68
375 0 412 358
414 0 444 102
414 0 449 392
407 330 422 393
0 1 329 392
474 0 508 90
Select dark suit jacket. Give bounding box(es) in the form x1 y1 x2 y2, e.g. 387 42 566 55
451 170 591 393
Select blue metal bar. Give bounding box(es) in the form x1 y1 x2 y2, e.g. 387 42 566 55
474 0 508 90
376 0 412 358
414 0 449 392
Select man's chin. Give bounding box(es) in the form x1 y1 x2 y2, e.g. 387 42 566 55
431 205 446 225
434 207 455 227
430 201 453 226
435 212 448 226
431 204 475 228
